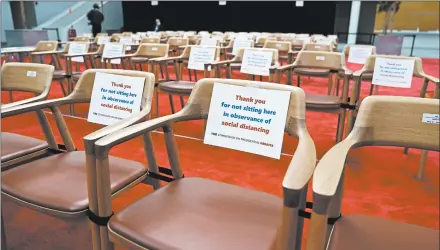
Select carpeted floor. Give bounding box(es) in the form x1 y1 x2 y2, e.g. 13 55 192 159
1 57 439 250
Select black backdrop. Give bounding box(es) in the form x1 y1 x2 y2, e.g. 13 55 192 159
122 1 337 34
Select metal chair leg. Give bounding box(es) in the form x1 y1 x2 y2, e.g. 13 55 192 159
179 96 185 109
1 213 7 250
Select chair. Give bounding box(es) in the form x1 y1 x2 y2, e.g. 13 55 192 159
346 54 439 179
333 45 377 96
264 40 292 65
105 43 169 71
141 37 161 44
74 36 90 42
1 69 156 250
152 45 222 115
272 51 352 142
306 96 440 250
256 36 276 48
210 47 280 82
167 37 189 56
89 78 317 250
1 63 55 168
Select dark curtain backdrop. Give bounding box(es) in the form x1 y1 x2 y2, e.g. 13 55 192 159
122 1 337 34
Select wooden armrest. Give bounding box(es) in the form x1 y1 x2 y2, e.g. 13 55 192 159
149 56 182 63
31 51 62 56
207 59 239 66
1 98 65 118
282 123 317 190
272 63 295 73
421 73 439 84
64 52 99 58
352 69 368 78
341 66 353 76
1 95 48 110
312 139 355 196
102 54 135 60
94 113 181 157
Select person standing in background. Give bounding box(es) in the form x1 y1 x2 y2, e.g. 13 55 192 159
87 4 104 37
154 19 162 32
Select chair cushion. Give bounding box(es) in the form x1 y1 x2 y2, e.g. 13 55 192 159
306 93 341 109
1 151 147 213
1 132 48 162
294 68 331 76
131 57 149 64
108 177 282 250
158 81 195 95
328 215 439 250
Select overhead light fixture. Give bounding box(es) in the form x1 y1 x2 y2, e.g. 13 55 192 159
151 1 158 6
219 1 226 6
296 1 304 7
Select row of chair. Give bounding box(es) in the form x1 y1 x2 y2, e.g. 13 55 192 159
1 63 439 249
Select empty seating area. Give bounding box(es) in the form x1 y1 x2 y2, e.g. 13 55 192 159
1 4 439 250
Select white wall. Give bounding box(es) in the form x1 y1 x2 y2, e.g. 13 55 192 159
35 1 77 25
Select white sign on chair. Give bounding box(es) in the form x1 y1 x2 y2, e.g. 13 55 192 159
372 57 415 88
119 36 132 50
232 40 253 55
101 43 125 64
240 49 273 76
347 46 373 64
97 36 110 45
68 42 88 63
204 82 291 159
187 46 216 71
88 72 145 125
200 37 218 46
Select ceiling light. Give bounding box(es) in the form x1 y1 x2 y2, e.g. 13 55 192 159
152 1 158 6
219 1 226 6
296 1 304 7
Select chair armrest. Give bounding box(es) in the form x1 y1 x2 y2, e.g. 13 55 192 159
94 113 182 157
272 63 295 74
312 138 355 196
352 69 367 78
282 124 317 190
31 51 63 56
207 59 239 67
64 52 99 58
83 108 151 154
1 98 65 118
102 54 135 61
1 95 47 110
149 56 182 63
341 66 353 77
420 73 439 84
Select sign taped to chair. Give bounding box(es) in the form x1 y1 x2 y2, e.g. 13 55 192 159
97 36 110 45
232 40 253 55
102 43 125 64
347 46 373 64
372 57 415 88
68 42 88 63
200 38 218 46
88 72 145 125
240 49 273 76
204 83 290 159
187 46 216 71
119 36 132 50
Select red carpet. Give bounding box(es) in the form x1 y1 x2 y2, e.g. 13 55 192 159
1 57 439 249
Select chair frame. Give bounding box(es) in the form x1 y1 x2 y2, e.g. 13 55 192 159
89 78 317 250
1 69 156 250
305 96 440 250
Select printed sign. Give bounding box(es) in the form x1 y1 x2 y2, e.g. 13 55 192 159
347 46 373 64
240 49 273 76
187 46 216 71
119 36 132 50
97 36 110 45
204 83 291 159
372 57 415 88
88 72 145 125
232 40 253 55
68 42 88 62
27 71 37 77
422 113 439 124
200 38 218 46
102 43 125 64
